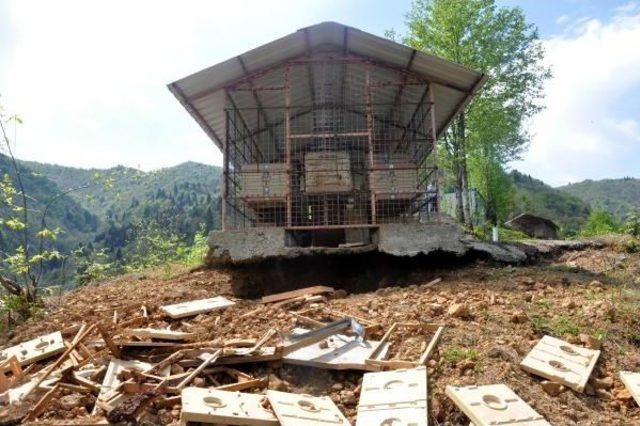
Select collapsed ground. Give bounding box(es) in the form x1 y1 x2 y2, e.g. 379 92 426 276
1 242 640 425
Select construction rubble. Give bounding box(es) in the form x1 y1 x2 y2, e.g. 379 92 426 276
0 245 639 424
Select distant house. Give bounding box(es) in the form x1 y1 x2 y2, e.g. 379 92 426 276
504 213 559 239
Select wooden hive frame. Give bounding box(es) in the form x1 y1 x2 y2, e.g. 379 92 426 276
365 322 445 371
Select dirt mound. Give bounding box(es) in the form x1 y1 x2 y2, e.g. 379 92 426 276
1 246 639 424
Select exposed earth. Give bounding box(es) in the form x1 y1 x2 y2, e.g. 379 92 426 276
1 238 640 425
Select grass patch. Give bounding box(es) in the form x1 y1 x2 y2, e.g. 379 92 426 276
535 298 552 309
530 315 550 334
552 315 581 336
442 348 480 365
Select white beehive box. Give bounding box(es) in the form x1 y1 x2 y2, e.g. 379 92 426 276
520 335 600 392
305 152 353 193
356 366 428 426
370 161 418 199
181 387 279 425
240 163 289 198
0 331 65 366
446 384 550 426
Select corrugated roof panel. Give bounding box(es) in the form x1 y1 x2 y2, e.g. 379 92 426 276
347 27 414 70
241 31 306 74
306 21 345 47
169 21 484 150
411 53 479 92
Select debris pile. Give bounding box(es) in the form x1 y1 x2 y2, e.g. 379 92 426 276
0 244 639 424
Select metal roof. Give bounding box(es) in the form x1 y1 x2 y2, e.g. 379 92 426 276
168 21 486 150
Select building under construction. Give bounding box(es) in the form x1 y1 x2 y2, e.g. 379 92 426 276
169 22 497 263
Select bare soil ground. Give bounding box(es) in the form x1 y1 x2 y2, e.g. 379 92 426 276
2 242 640 425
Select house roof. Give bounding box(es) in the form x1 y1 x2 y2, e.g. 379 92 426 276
168 21 486 151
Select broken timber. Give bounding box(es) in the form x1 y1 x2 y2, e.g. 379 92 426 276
366 322 445 371
160 296 235 319
281 317 363 356
261 285 334 304
124 328 197 341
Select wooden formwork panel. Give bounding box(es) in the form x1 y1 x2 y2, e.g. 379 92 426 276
305 152 353 193
620 371 640 407
0 331 65 366
283 328 388 371
181 387 279 425
160 296 235 319
266 390 350 425
520 335 600 392
356 366 428 426
240 163 289 199
446 384 550 426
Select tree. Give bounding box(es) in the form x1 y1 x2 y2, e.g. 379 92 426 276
399 0 550 228
581 210 619 237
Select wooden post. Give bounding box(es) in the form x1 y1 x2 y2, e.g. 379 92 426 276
285 64 292 227
222 109 230 231
365 68 376 224
428 84 439 215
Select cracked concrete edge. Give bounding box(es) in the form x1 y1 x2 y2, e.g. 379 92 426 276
205 224 599 266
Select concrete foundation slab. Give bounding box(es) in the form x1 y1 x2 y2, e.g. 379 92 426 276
206 216 535 266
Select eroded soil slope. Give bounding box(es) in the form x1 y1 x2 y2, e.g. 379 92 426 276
2 244 640 425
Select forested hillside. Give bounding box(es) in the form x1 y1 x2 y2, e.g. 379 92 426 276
558 178 640 220
510 170 592 233
0 154 98 268
1 154 221 286
22 160 222 249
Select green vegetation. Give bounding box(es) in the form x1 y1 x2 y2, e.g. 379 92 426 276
510 170 591 235
442 347 480 364
580 210 620 237
396 0 550 228
559 178 640 221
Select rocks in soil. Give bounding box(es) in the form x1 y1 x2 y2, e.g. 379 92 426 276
579 333 602 350
447 303 470 319
58 393 87 411
487 345 519 364
510 310 527 324
541 381 565 396
592 376 614 390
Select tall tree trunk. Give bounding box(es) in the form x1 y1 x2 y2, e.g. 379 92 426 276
454 143 464 223
458 114 473 231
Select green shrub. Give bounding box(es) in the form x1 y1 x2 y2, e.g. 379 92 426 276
580 210 619 237
624 211 640 238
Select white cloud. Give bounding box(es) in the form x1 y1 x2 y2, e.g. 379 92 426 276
0 0 343 170
515 8 640 186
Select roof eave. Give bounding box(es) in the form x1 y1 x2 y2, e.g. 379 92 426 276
168 82 224 151
436 73 488 139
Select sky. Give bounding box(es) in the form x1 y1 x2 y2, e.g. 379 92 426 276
0 0 638 186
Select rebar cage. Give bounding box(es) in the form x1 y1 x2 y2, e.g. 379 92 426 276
222 52 439 231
